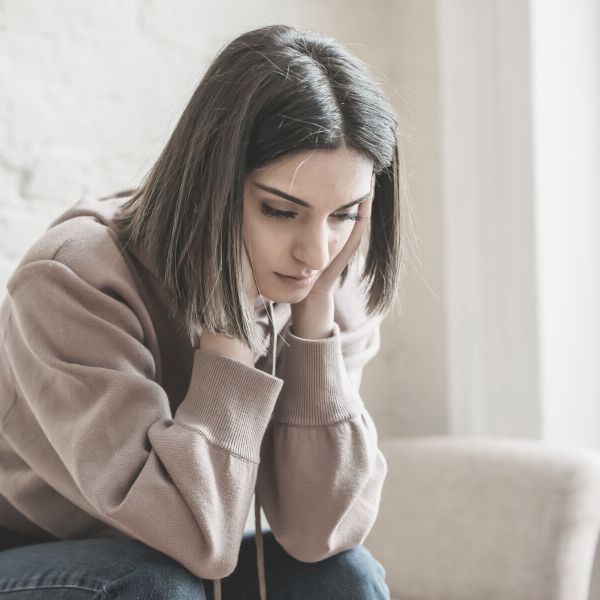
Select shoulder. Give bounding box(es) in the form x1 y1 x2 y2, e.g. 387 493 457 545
8 215 137 297
5 215 150 349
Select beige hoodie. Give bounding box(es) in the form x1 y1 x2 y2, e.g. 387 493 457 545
0 193 388 599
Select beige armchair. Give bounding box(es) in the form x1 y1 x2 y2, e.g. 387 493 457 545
364 436 600 600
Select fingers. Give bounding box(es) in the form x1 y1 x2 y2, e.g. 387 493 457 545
344 197 372 260
333 208 367 271
347 197 372 249
359 194 373 219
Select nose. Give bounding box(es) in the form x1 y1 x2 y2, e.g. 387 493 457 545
291 221 330 272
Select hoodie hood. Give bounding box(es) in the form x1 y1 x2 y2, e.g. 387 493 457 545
46 191 281 347
47 191 276 600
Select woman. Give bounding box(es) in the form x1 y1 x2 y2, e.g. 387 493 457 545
0 23 411 600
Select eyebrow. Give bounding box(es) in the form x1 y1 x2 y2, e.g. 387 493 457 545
252 182 371 211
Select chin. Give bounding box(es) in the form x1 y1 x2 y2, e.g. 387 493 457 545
260 283 310 305
285 290 313 304
263 291 307 304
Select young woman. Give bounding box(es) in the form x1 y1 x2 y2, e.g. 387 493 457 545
0 23 411 600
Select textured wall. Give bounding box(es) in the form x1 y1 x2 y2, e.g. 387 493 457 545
0 0 444 439
0 0 401 280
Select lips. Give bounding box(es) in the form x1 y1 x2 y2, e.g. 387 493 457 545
281 274 313 280
275 272 317 287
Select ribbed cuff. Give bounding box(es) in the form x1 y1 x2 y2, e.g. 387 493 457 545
272 321 363 426
174 349 283 462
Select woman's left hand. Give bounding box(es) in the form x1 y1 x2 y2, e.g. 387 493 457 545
295 192 373 305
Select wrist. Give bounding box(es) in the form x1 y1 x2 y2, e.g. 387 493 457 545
198 330 255 367
291 295 335 339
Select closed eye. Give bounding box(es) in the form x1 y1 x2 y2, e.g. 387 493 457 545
260 203 361 222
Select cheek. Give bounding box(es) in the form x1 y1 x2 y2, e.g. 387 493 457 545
243 210 266 246
244 219 287 264
243 212 352 266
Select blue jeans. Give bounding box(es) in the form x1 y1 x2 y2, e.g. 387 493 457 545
0 528 390 599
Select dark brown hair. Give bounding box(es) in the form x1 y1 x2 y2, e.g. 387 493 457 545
112 24 415 356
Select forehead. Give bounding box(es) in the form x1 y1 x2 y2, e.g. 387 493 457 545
251 147 374 187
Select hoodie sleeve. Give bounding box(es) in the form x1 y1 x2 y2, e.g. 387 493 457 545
3 243 283 580
255 259 389 562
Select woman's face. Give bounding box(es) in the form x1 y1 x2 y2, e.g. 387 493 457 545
242 145 375 304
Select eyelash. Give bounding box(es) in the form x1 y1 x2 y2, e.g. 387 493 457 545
260 203 362 222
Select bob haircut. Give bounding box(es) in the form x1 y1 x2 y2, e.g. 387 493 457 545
111 24 415 357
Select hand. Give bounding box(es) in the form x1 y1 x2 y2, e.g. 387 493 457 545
288 194 372 339
297 193 373 304
242 238 260 306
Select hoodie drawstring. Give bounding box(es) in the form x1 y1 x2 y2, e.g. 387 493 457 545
255 493 267 599
212 300 276 600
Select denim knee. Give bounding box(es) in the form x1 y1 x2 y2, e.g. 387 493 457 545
0 536 207 600
96 539 207 600
315 545 390 600
275 544 389 600
101 565 206 600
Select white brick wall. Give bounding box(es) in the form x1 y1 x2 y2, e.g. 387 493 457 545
0 0 412 439
0 0 397 291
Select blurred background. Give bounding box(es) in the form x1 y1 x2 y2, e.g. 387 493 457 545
1 1 599 448
2 1 600 598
